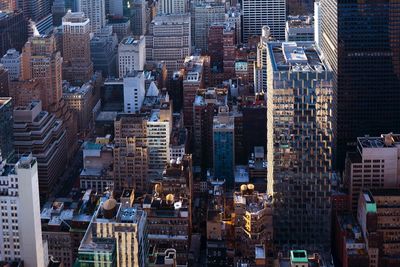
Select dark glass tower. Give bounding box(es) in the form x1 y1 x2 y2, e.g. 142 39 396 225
320 0 400 171
0 97 14 161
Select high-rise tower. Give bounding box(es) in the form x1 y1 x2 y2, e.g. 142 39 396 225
62 11 94 84
77 0 106 33
267 41 333 249
320 0 400 170
242 0 286 42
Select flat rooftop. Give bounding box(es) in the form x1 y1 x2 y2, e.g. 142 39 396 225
152 13 191 25
121 36 143 45
357 133 400 148
268 41 326 72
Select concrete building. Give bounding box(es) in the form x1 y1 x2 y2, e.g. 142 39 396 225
333 213 369 267
13 101 67 197
62 11 94 84
314 1 321 47
80 141 114 192
118 36 146 78
0 0 16 10
77 0 106 33
213 106 235 187
193 3 225 52
143 187 191 265
1 48 20 80
182 56 209 128
106 16 131 42
90 26 118 78
123 71 145 113
358 189 400 267
146 14 191 77
193 87 227 169
0 98 13 161
63 81 96 131
234 185 273 265
254 26 270 94
285 15 314 42
344 133 400 212
225 7 241 45
0 154 45 266
79 199 148 267
0 11 28 56
20 34 63 110
242 0 285 42
158 0 186 14
113 113 148 191
41 189 102 267
146 103 172 178
267 41 333 248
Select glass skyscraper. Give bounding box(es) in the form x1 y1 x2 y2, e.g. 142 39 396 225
0 97 14 161
320 0 400 170
267 42 333 249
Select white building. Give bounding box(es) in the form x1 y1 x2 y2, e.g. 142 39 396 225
242 0 286 42
158 0 187 14
285 15 314 42
254 26 270 94
77 0 106 32
123 71 145 113
147 104 172 178
345 133 400 211
118 36 146 78
0 154 45 266
1 49 20 80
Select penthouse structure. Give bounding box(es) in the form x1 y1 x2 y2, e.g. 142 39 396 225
78 199 148 267
344 133 400 211
62 11 94 84
146 14 191 77
0 154 45 266
285 15 314 42
234 185 273 265
266 41 333 248
358 189 400 267
118 36 146 78
13 101 67 196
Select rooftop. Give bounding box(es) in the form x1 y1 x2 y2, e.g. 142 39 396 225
337 214 366 255
121 35 144 45
357 133 400 148
268 41 326 72
152 13 191 25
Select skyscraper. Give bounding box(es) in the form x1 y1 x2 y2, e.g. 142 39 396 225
18 0 51 22
77 0 106 33
118 36 145 78
158 0 187 14
146 14 191 77
1 48 21 81
242 0 286 42
62 11 94 84
0 11 28 57
267 41 333 248
0 154 45 266
21 34 63 110
0 97 13 160
320 0 400 170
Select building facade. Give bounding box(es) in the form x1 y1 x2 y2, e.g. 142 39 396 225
1 48 20 80
118 35 145 78
267 41 333 249
77 0 106 33
0 98 13 160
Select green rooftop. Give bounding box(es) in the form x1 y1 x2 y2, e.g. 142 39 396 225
84 142 102 150
290 250 308 263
